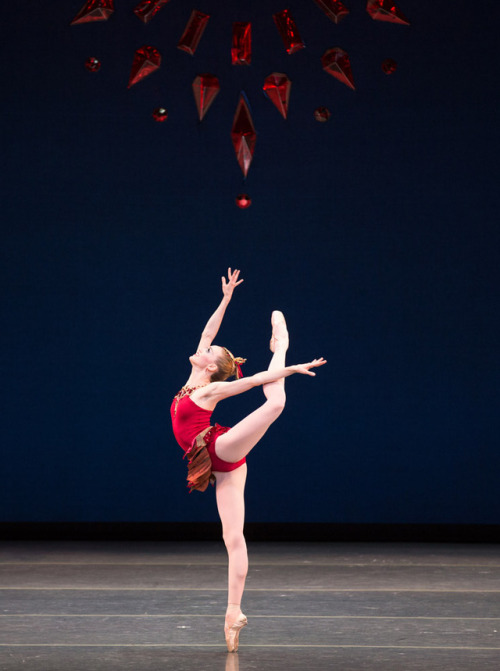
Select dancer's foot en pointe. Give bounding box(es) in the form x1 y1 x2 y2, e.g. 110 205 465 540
224 609 248 652
269 310 289 352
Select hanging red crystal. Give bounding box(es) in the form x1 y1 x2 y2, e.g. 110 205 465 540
192 74 220 120
382 58 397 74
177 10 210 55
366 1 409 25
71 0 114 25
232 22 252 65
231 94 257 178
133 0 171 24
85 57 101 72
263 73 291 120
127 46 161 88
313 0 350 24
322 47 355 90
273 9 305 55
314 106 331 122
152 107 168 122
236 194 252 209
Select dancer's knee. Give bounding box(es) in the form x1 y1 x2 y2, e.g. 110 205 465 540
223 529 246 553
265 393 286 418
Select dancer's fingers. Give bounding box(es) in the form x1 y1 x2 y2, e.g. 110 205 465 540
312 358 327 366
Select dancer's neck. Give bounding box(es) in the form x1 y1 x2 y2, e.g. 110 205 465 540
185 375 210 388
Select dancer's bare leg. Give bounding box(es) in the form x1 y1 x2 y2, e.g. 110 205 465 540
215 314 289 651
215 312 289 464
215 466 248 629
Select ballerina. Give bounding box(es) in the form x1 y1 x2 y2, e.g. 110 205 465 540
170 268 326 652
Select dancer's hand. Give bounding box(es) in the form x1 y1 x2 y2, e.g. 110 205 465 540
292 358 327 376
222 268 244 299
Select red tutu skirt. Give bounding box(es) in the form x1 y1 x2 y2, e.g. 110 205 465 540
184 424 230 493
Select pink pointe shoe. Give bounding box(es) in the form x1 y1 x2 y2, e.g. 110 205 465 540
224 613 248 652
269 310 289 352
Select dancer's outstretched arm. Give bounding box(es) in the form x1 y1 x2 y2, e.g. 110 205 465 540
197 268 243 350
202 359 326 403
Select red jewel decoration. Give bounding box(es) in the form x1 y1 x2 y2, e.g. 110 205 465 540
382 58 398 74
133 0 171 24
322 47 355 90
71 0 114 25
314 106 331 122
231 94 257 178
192 74 220 121
177 10 210 56
152 107 168 121
232 22 252 66
366 0 410 25
85 57 101 72
236 194 252 209
127 46 161 88
263 73 291 120
313 0 350 24
273 9 305 55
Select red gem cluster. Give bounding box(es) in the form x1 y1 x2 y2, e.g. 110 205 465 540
85 57 101 72
72 0 409 206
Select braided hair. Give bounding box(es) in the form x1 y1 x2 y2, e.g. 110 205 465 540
210 347 246 382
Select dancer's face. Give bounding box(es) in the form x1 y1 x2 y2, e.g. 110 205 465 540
189 345 223 370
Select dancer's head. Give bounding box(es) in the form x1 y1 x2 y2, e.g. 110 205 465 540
210 347 246 382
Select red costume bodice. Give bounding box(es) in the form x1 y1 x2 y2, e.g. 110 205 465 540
171 394 213 452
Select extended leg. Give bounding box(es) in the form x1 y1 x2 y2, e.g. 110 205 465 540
215 312 289 464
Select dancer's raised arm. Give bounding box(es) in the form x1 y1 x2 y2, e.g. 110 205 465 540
197 268 243 351
199 358 326 403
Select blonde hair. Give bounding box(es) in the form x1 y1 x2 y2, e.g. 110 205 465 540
210 347 246 382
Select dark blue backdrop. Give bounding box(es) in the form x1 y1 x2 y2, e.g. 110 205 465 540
1 0 499 524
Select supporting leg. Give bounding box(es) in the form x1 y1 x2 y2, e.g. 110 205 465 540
215 466 249 651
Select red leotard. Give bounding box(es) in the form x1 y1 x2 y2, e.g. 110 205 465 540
171 394 246 472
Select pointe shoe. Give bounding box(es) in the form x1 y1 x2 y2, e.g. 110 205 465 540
270 310 289 352
224 613 248 652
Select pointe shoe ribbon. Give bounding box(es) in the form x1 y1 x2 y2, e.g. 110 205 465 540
224 614 248 652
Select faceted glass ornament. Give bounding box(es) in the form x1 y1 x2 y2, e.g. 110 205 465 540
127 46 161 88
263 73 291 120
313 0 350 24
232 22 252 65
382 58 397 74
231 94 257 178
236 194 252 209
177 10 210 55
273 9 305 55
133 0 171 24
314 106 331 122
322 47 355 90
85 57 101 72
152 107 168 121
366 0 409 25
192 74 220 120
71 0 114 25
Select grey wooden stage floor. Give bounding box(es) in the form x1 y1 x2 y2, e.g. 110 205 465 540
0 542 499 670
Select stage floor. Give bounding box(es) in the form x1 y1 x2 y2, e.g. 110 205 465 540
0 541 499 670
